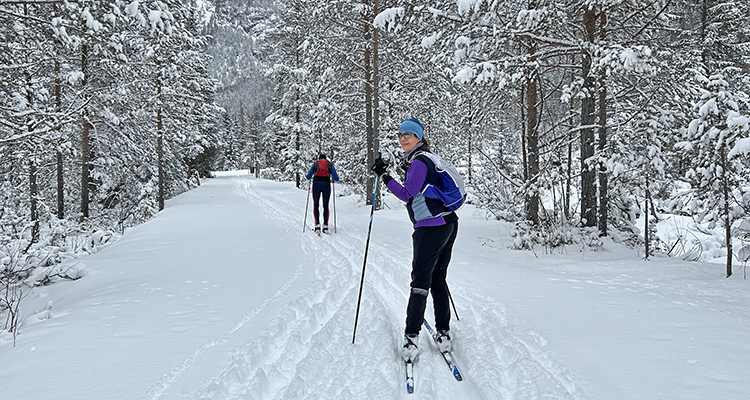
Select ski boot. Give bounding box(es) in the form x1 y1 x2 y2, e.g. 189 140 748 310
402 334 419 362
435 330 452 353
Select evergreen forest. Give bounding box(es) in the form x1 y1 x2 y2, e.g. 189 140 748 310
2 0 749 337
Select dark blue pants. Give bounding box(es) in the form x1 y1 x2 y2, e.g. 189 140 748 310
312 180 331 224
405 220 458 335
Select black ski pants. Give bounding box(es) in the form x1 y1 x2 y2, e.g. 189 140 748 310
405 220 458 335
312 180 331 225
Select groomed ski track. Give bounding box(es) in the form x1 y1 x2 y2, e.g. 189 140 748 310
148 176 582 400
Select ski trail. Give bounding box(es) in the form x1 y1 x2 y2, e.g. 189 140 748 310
145 179 314 400
449 281 582 399
183 178 405 399
144 262 307 400
167 177 583 399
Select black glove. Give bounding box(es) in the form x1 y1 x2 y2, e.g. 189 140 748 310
371 156 388 176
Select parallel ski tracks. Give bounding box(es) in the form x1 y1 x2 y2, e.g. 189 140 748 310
190 179 410 399
149 177 583 400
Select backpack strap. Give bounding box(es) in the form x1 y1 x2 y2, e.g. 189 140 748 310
411 151 440 187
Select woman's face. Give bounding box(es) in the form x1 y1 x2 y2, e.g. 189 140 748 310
399 131 420 152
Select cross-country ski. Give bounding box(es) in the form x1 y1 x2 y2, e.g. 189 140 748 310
423 319 463 381
405 360 415 394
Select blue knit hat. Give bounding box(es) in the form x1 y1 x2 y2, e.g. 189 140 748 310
399 118 424 141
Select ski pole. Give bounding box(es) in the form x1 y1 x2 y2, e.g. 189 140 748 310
352 174 379 344
303 179 312 232
447 284 459 321
332 180 337 234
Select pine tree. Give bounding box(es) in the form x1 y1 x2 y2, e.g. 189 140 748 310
678 71 750 277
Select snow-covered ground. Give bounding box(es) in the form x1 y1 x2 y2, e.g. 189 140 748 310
2 173 749 399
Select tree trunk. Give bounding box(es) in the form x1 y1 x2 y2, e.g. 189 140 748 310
372 0 381 209
580 6 597 227
525 56 540 225
520 85 528 184
597 12 608 236
254 141 260 178
564 126 573 221
721 146 732 277
564 54 575 222
55 58 64 219
24 61 39 245
295 88 301 189
294 41 301 189
467 93 473 185
644 174 651 260
29 159 39 245
364 15 375 205
564 132 572 221
80 42 90 221
156 61 165 211
57 150 64 218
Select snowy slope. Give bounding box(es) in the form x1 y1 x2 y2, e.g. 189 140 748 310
2 174 748 400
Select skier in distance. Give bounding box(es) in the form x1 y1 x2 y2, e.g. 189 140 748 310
306 153 339 233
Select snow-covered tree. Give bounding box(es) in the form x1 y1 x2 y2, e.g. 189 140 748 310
1 0 219 337
678 71 750 277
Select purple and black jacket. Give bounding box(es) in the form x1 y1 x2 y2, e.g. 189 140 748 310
382 146 458 228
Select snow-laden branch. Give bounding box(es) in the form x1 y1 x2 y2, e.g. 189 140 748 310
514 32 579 49
373 7 403 32
729 138 750 159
